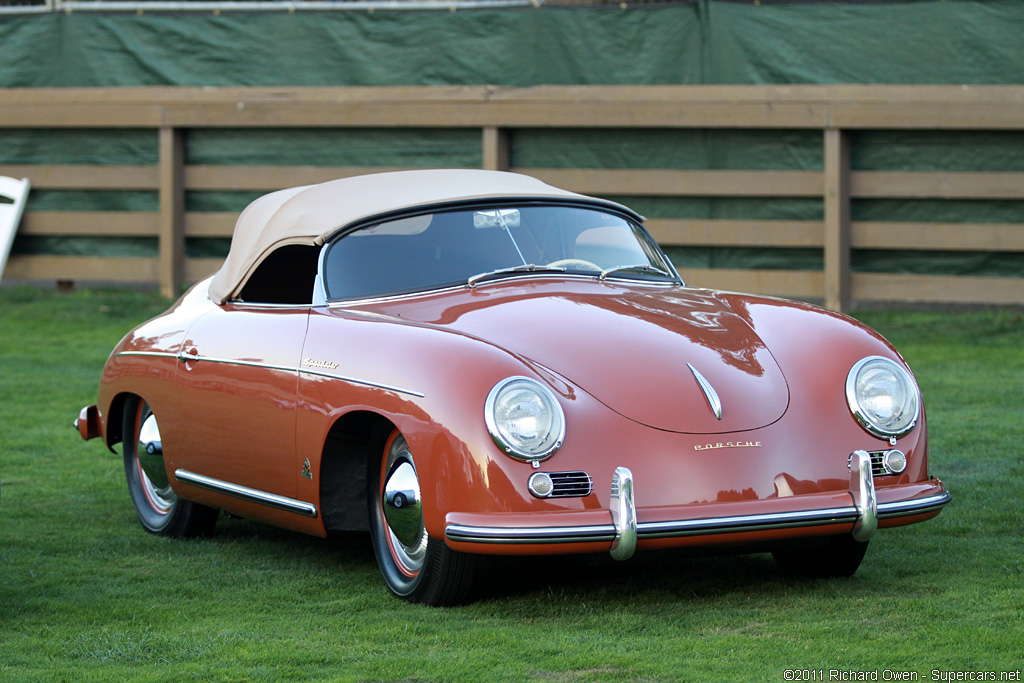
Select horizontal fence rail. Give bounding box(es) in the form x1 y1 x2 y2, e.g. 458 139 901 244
2 85 1023 309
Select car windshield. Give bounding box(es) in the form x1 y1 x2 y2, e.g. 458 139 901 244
323 204 678 301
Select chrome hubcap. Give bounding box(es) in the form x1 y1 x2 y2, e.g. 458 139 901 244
382 436 427 575
137 410 176 514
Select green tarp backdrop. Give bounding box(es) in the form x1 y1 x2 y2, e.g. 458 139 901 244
3 1 1024 87
2 0 1023 277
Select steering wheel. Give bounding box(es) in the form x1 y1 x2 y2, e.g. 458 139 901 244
546 258 601 272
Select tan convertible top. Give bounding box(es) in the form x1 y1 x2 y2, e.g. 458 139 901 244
208 169 610 304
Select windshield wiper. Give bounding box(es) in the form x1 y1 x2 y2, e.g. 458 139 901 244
468 264 567 287
599 264 673 281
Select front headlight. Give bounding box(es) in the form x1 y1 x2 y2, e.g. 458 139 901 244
485 377 565 461
845 356 920 439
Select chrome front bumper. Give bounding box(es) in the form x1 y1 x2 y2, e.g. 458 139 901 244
444 451 951 559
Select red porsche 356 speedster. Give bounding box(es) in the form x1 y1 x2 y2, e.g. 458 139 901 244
78 170 950 605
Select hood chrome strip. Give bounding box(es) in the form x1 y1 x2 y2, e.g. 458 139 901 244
687 363 723 420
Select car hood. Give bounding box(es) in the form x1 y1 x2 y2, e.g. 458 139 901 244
374 282 790 434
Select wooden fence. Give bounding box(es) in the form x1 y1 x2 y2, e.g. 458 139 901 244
2 85 1023 310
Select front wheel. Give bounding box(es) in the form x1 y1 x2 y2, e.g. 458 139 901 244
368 428 476 606
122 396 218 538
772 534 869 578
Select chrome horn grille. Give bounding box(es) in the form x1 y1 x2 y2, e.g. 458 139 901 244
848 449 907 476
547 471 593 497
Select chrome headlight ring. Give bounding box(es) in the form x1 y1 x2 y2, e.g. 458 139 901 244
845 356 921 440
485 376 566 462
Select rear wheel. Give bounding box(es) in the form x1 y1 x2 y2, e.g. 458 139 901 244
122 396 218 537
772 534 869 578
368 427 476 606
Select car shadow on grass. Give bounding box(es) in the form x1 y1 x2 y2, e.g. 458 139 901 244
201 515 872 608
470 549 793 604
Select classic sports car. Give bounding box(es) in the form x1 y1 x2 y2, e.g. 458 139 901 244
78 170 950 605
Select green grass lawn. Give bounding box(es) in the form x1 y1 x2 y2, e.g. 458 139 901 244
1 287 1021 682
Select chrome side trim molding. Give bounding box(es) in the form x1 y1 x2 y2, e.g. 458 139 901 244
174 469 318 518
115 351 424 398
444 492 949 546
117 351 178 360
299 367 425 397
180 352 296 374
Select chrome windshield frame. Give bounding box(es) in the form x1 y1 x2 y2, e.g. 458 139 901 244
319 199 682 304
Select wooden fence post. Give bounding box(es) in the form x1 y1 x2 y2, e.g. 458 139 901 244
482 127 509 171
158 126 185 298
824 128 851 313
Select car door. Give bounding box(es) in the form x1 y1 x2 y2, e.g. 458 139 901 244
163 303 309 501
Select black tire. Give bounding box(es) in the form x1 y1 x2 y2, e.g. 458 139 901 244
122 395 218 538
368 427 476 606
772 534 869 578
